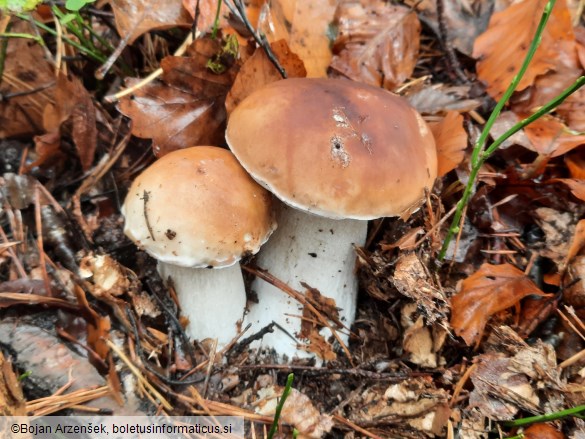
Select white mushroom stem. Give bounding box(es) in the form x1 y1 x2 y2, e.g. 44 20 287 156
157 262 246 348
245 203 368 360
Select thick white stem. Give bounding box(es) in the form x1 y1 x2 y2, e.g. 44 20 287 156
157 262 246 347
245 204 367 360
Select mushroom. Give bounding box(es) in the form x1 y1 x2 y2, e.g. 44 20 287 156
226 78 437 359
122 146 276 346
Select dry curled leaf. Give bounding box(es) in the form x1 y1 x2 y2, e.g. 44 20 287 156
256 386 333 438
118 38 236 156
473 0 575 100
330 1 420 90
451 263 547 346
108 0 192 45
428 111 468 177
469 353 540 420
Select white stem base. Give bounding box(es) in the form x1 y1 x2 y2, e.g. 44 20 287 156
245 204 367 361
158 262 246 347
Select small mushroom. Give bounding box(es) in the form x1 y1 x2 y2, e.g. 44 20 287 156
122 146 276 346
226 78 437 359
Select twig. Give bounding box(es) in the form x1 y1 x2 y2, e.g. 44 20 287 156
104 31 195 102
106 338 173 410
333 414 384 439
224 0 286 78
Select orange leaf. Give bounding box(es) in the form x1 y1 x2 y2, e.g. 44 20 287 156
428 111 467 177
451 263 547 346
287 0 336 78
473 0 575 100
330 2 420 90
523 115 585 157
524 423 566 439
565 150 585 178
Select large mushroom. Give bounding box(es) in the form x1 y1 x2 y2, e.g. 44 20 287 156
226 78 437 359
122 146 276 347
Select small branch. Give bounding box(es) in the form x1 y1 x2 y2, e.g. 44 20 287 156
225 0 287 78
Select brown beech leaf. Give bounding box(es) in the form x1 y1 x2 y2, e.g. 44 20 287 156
524 423 566 439
287 0 337 77
523 115 585 157
451 263 547 346
108 0 192 45
119 38 236 157
330 1 420 90
0 20 55 138
565 149 585 178
54 74 98 171
225 40 306 115
428 111 467 177
473 0 575 100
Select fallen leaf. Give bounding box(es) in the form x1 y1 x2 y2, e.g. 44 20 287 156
429 111 468 177
225 39 307 115
352 379 450 435
473 0 576 100
524 423 566 439
0 351 26 416
53 73 98 171
558 87 585 132
118 37 236 156
108 0 192 45
469 353 539 420
287 0 337 77
451 263 547 346
0 19 55 138
256 386 333 438
405 83 481 114
565 149 585 178
534 207 580 266
330 1 420 90
523 115 585 158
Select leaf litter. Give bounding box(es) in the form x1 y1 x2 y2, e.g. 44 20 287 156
2 0 585 437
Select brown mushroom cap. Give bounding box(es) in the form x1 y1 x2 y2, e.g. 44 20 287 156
122 146 276 268
226 78 437 220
